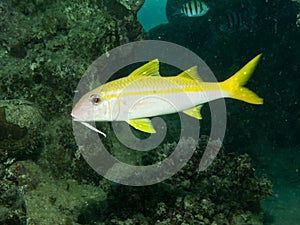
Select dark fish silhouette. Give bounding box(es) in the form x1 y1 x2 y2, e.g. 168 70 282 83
218 10 256 33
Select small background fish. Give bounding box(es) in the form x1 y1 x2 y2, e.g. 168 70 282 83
166 0 210 22
218 10 257 33
179 0 209 17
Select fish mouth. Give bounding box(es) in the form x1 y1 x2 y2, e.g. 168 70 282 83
71 111 84 122
71 116 81 122
71 115 80 121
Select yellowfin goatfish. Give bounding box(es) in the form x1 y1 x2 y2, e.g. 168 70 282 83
71 54 263 137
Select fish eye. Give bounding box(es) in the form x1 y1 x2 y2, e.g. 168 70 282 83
89 94 101 105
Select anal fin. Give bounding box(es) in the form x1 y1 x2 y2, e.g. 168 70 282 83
127 118 156 133
183 105 203 120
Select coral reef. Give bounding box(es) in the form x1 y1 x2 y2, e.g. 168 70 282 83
0 0 144 116
0 0 144 224
0 0 144 176
77 136 272 225
1 160 108 224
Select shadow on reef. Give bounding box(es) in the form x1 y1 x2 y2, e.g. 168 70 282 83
77 136 272 225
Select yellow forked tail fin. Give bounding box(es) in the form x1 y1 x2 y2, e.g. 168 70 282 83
220 54 263 104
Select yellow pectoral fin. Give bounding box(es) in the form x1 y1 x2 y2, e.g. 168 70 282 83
127 118 156 133
183 105 203 120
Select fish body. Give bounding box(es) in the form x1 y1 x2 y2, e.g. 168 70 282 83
179 0 210 17
219 10 256 33
166 0 210 22
72 54 263 134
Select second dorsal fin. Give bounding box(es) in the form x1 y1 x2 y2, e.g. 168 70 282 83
177 66 203 82
128 59 160 78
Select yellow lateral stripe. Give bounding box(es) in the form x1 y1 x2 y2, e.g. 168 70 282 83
100 86 216 100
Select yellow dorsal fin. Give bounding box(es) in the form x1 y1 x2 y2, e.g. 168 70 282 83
183 105 203 120
127 118 156 133
177 66 203 82
128 59 160 78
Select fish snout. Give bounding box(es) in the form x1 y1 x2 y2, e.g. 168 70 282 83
71 104 87 121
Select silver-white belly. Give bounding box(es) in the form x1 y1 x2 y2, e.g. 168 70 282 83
113 89 227 121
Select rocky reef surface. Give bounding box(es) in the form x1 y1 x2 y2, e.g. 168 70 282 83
0 0 144 224
0 0 273 224
77 136 272 225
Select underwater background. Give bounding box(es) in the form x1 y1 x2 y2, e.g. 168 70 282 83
0 0 299 224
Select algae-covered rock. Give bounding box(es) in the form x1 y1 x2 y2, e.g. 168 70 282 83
0 159 108 225
117 0 145 11
0 100 44 164
76 136 272 225
38 115 104 184
0 0 144 116
0 180 26 225
0 0 145 180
